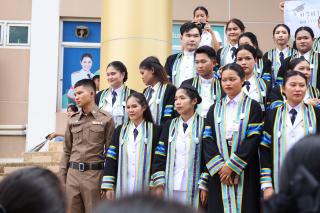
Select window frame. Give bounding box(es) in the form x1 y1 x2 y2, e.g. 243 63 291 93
0 22 4 45
6 22 31 46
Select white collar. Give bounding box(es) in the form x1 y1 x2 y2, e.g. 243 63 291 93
183 50 195 56
131 120 144 132
229 44 238 49
246 74 256 86
180 113 195 126
299 51 311 60
287 103 302 114
151 82 161 91
226 91 243 104
276 47 289 55
200 76 213 84
111 85 124 95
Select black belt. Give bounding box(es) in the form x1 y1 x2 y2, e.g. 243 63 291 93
68 162 104 172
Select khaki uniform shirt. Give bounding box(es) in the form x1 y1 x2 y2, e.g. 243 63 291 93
60 106 115 177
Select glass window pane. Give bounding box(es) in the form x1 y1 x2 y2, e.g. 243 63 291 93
9 26 28 44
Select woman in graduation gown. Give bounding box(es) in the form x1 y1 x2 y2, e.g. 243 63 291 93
269 58 320 109
181 45 224 117
235 44 271 113
217 18 245 67
140 56 177 125
95 61 136 127
151 85 207 209
278 26 320 89
260 70 320 200
238 32 265 78
262 24 296 86
203 63 263 213
100 92 161 199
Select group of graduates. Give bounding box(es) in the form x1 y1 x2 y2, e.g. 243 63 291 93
64 6 320 213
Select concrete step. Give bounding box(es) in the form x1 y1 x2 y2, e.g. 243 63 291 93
0 162 60 175
23 151 62 163
48 141 64 152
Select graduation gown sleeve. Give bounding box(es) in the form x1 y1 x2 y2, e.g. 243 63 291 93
95 90 104 106
277 57 291 85
160 84 177 125
268 86 284 110
101 125 122 190
150 119 172 187
262 52 272 82
164 54 179 82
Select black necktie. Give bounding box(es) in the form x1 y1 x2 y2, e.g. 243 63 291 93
147 88 154 103
183 123 188 133
279 52 285 65
87 74 92 79
290 108 297 124
231 47 237 59
244 81 251 91
300 55 305 60
112 91 117 106
133 128 138 141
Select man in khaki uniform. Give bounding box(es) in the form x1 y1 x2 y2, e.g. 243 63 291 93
60 79 114 213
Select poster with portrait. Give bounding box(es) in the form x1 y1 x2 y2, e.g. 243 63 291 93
284 0 320 38
61 47 100 109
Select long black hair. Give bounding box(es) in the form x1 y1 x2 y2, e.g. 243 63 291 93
139 56 170 84
0 167 66 213
238 32 263 59
126 92 154 124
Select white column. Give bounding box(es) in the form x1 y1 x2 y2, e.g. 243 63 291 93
26 0 60 151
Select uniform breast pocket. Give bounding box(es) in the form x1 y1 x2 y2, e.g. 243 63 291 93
71 126 83 144
89 125 105 143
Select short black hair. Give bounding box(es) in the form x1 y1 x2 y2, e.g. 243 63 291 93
180 22 202 36
226 18 245 32
67 104 78 113
273 24 291 36
92 75 100 81
0 167 66 213
195 45 217 60
235 44 258 60
107 61 128 83
220 63 245 80
288 58 309 71
295 26 315 39
193 6 209 17
80 53 93 61
283 70 308 86
238 32 263 58
74 79 96 92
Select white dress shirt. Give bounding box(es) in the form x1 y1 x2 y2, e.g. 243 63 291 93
173 115 195 191
71 69 94 86
285 103 304 152
242 75 264 110
199 31 222 48
126 121 144 194
225 44 238 65
177 51 195 87
199 77 214 117
298 51 311 62
147 82 161 116
225 92 243 141
102 85 125 123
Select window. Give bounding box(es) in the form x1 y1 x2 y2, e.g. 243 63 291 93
6 23 30 46
0 23 3 45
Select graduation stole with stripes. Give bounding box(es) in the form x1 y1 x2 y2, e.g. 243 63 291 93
291 51 319 87
172 52 196 86
312 37 320 53
270 103 317 192
98 85 131 126
253 58 264 78
213 94 254 213
192 76 222 115
116 121 154 198
144 84 169 125
266 47 297 85
243 77 267 111
219 46 230 67
164 113 204 209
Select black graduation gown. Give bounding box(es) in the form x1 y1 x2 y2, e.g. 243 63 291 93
164 53 179 83
259 104 320 192
181 77 226 97
102 123 161 191
277 54 320 90
203 98 263 213
143 84 177 125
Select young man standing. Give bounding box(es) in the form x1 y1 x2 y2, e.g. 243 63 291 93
60 79 114 213
165 22 202 87
181 45 223 117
